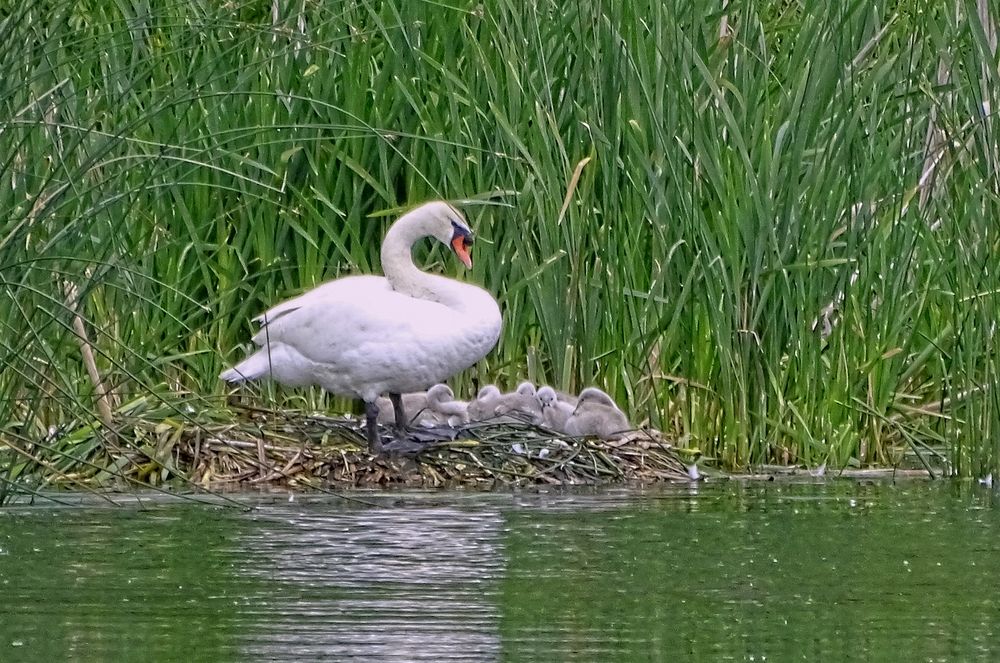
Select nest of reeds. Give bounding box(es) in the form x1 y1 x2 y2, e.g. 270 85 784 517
165 405 692 488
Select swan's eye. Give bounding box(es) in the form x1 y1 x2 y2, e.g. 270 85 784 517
450 219 473 246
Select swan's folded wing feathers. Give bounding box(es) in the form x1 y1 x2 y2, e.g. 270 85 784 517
251 286 459 368
252 276 390 326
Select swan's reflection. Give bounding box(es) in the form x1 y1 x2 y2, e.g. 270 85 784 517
236 502 503 662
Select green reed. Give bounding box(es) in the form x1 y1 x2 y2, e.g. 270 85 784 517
1 0 997 496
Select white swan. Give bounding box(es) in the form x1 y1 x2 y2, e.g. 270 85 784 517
563 387 631 439
220 201 502 452
536 385 575 432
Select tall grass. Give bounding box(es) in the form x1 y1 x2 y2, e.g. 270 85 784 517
1 0 998 496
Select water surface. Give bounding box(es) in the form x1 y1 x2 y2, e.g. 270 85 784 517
1 481 999 661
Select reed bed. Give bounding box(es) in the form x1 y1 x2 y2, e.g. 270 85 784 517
1 0 999 501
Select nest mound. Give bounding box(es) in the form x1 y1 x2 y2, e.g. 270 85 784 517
172 407 692 488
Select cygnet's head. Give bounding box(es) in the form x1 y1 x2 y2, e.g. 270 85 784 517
476 384 501 400
536 386 557 407
577 387 618 408
426 383 455 403
515 381 536 396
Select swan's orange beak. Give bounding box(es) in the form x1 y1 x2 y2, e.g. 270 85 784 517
451 235 473 269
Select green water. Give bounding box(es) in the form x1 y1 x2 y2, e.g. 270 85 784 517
1 481 999 662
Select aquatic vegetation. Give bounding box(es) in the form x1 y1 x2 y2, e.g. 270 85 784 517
1 0 998 499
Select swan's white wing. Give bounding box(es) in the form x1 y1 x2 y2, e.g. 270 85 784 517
248 275 482 397
253 278 458 349
252 275 388 326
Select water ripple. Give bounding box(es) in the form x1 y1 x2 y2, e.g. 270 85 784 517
236 505 504 662
3 483 1000 662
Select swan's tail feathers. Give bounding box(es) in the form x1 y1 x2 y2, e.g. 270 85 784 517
219 352 271 383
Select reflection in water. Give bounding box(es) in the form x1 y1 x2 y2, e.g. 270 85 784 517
2 483 1000 662
237 504 504 662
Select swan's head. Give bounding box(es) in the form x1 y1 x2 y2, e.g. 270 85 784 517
537 386 557 407
410 200 475 269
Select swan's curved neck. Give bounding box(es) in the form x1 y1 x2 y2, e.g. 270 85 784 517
381 211 467 309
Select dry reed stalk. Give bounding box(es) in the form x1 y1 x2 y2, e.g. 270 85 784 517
719 0 731 45
918 55 953 218
63 282 115 430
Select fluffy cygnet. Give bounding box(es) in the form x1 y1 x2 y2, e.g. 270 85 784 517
376 384 457 427
563 387 631 439
467 384 502 422
427 385 470 426
536 385 576 432
494 381 544 425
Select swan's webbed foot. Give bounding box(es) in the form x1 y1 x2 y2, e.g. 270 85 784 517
364 397 422 456
381 392 420 454
380 435 430 455
367 395 457 456
380 426 457 455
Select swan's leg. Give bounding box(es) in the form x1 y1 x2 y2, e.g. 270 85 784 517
364 400 383 454
389 392 408 431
